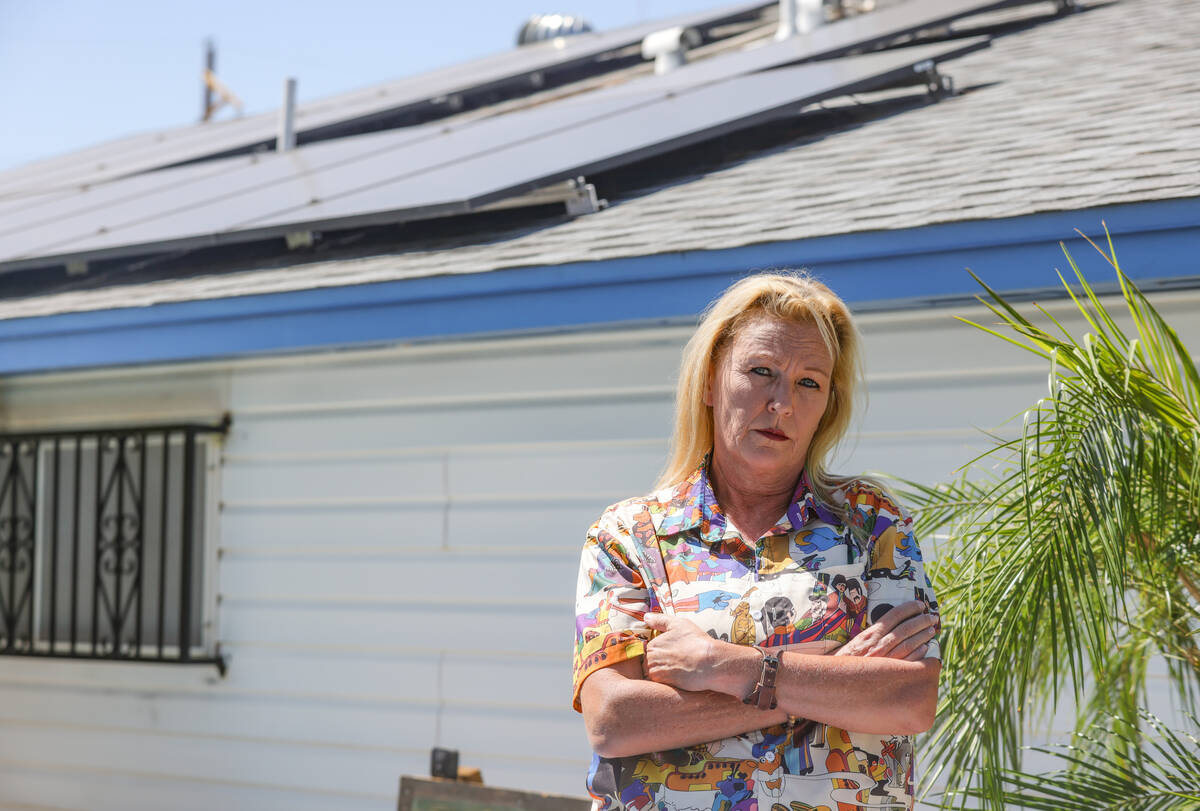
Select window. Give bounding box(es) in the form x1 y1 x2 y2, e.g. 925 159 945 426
0 421 226 670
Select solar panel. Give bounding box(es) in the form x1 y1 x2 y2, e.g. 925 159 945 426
0 37 988 273
602 0 1042 94
0 89 659 249
0 122 447 238
2 0 1048 202
0 0 773 200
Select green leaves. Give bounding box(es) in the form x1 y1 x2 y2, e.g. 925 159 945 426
969 713 1200 810
905 230 1200 810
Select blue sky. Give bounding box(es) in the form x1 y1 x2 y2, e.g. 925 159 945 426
0 0 725 172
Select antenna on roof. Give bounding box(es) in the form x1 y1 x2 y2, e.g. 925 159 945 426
201 38 245 122
202 40 215 121
277 78 297 152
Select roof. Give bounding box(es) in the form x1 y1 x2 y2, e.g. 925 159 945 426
1 0 1197 324
0 0 773 197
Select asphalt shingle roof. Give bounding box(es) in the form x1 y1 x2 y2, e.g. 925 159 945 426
3 0 1197 321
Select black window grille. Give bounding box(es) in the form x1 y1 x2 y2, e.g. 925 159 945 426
0 420 227 671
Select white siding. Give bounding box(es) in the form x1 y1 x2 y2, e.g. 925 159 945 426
0 289 1196 809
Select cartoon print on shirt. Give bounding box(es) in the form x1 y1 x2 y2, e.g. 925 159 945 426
759 534 798 577
587 552 623 588
865 749 893 798
663 540 703 583
795 525 844 553
661 759 753 792
761 595 797 643
576 593 649 640
891 516 922 562
619 777 655 810
630 753 674 788
760 589 856 649
673 589 740 613
799 551 826 572
730 598 756 646
753 750 785 799
697 542 754 581
880 736 914 795
868 603 894 629
867 519 920 582
663 539 752 584
631 510 658 547
868 560 917 583
574 465 941 810
849 499 880 541
711 771 756 811
830 575 868 620
914 586 940 616
652 792 710 811
760 534 836 580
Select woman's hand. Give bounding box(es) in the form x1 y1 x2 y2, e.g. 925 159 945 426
835 599 938 661
643 612 726 692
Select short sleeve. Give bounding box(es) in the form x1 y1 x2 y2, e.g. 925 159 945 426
571 508 654 712
852 486 942 661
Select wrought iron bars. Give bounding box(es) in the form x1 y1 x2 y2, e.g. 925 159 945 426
0 421 226 669
0 439 36 652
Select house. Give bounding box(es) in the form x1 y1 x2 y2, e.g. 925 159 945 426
0 0 1196 808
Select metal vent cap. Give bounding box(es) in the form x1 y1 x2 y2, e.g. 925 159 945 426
517 13 594 46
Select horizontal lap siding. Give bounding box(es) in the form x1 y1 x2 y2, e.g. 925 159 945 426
0 291 1195 808
213 337 674 800
0 766 389 811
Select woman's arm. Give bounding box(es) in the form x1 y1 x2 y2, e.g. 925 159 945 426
702 637 940 735
580 658 789 758
580 599 939 757
646 600 940 734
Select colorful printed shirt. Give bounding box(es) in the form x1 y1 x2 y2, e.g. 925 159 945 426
572 463 941 811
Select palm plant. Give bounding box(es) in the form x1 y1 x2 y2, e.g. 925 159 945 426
985 712 1200 810
902 230 1200 810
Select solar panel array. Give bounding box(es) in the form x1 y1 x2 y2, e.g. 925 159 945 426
0 37 989 272
620 0 1032 92
0 0 773 200
0 0 1051 273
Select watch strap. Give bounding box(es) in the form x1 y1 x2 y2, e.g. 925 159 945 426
742 647 780 710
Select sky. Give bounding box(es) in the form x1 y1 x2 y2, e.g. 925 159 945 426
0 0 736 173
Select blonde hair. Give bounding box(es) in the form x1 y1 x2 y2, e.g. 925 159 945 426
656 271 864 506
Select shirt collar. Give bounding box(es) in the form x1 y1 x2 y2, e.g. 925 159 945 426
651 459 821 544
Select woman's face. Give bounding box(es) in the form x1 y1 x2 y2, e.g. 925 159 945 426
705 315 834 489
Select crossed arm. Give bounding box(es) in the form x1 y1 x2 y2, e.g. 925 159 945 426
580 600 940 758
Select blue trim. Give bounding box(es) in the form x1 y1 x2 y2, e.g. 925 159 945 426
2 197 1197 375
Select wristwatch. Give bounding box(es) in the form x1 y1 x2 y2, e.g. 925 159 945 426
743 647 780 710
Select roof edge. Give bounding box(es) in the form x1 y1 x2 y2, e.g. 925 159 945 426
1 196 1197 376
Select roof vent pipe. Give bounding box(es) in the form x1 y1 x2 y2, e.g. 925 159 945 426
641 26 701 74
517 14 593 46
277 77 297 152
776 0 824 40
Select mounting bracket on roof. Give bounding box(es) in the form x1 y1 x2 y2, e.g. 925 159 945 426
285 230 316 250
433 93 464 112
913 59 954 99
565 177 607 217
1056 0 1079 13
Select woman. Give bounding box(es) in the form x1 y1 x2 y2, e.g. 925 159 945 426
572 273 941 810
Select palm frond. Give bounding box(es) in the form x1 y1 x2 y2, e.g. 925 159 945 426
905 232 1200 810
963 713 1200 810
